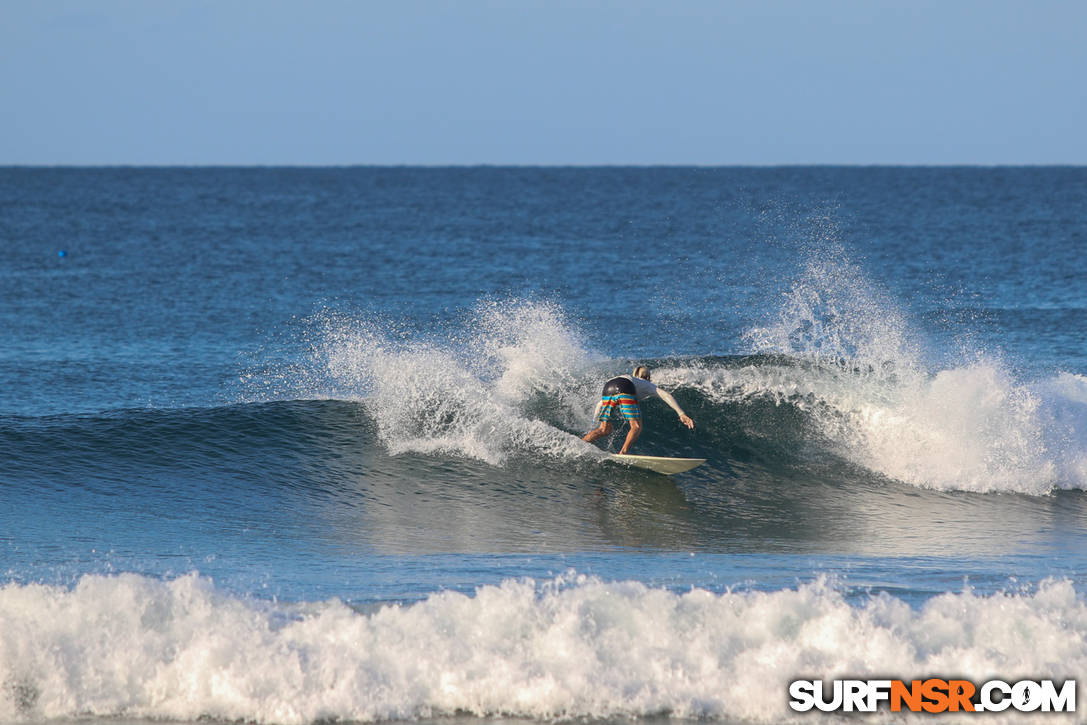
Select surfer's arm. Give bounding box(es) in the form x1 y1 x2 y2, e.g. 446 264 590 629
656 389 695 429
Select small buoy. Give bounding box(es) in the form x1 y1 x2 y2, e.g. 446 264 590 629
58 250 68 258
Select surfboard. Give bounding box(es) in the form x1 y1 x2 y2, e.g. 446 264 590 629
607 454 706 475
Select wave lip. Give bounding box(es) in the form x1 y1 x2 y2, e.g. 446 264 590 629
2 573 1085 724
257 300 606 467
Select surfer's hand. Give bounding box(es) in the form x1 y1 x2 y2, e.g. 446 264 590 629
679 414 694 429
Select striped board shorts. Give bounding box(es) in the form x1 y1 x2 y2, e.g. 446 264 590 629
597 393 641 422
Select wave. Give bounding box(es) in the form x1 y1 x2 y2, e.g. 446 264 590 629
662 358 1087 494
7 375 1084 560
223 267 1081 494
11 253 1087 498
0 400 372 480
6 359 1087 500
1 573 1083 724
8 366 1087 502
236 300 604 467
730 234 1087 494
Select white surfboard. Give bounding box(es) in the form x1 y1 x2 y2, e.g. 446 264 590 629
607 454 706 475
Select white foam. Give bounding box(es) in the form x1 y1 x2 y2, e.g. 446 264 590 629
1 573 1084 724
671 358 1087 493
844 363 1054 493
826 363 1087 495
732 237 1087 493
305 301 603 465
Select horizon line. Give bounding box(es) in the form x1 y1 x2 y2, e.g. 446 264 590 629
3 162 1086 169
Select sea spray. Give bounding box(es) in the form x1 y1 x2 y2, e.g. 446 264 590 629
736 232 1081 492
296 301 604 465
742 231 921 377
1035 372 1087 488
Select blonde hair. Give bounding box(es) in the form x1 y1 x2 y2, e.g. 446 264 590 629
632 365 651 380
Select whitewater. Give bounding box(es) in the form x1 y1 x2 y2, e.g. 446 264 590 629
2 573 1085 724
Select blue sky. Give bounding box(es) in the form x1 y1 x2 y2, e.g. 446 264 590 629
3 0 1085 165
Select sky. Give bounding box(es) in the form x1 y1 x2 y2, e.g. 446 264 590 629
2 0 1085 165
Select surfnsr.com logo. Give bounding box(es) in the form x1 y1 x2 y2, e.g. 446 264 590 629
789 679 1076 713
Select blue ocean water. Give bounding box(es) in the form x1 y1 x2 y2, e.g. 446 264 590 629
2 167 1086 723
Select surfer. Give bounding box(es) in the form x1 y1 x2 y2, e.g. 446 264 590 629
582 366 694 454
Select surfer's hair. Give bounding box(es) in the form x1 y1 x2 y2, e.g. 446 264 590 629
633 365 651 381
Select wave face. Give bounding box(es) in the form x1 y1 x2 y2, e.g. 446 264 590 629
228 291 1087 495
8 366 1087 499
1 573 1084 724
9 359 1087 497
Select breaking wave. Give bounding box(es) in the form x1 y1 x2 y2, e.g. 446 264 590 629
1 573 1083 724
230 297 1087 493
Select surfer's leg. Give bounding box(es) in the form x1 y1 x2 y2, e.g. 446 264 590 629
584 396 616 443
616 395 642 454
619 419 641 454
582 421 613 442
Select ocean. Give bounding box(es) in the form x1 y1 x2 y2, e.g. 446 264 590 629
1 166 1085 723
